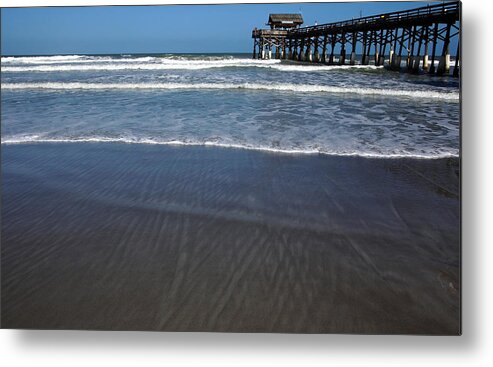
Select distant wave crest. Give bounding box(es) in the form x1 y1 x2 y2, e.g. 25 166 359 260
1 54 382 72
1 82 459 101
1 55 87 64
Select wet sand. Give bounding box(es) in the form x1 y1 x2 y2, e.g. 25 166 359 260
1 143 460 334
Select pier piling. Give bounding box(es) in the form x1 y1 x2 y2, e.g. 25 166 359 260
340 33 346 65
423 27 430 70
322 35 328 63
437 23 452 75
350 32 357 65
453 40 460 77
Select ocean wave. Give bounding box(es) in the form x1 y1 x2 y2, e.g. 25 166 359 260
1 55 87 64
1 57 277 69
1 54 238 63
1 82 459 100
1 56 158 65
0 59 383 72
1 55 246 66
1 135 459 159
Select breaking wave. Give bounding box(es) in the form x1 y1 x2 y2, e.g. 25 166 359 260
1 55 87 63
1 55 382 72
1 62 380 73
1 135 459 159
1 54 460 161
1 82 459 101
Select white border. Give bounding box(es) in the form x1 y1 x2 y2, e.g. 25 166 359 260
2 1 493 366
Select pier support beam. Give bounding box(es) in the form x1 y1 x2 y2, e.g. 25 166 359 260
374 30 382 65
407 26 415 70
423 26 429 70
287 39 293 60
314 37 320 63
378 29 388 66
329 36 336 64
391 28 398 66
340 33 346 65
350 32 357 65
298 39 305 61
389 28 397 68
411 56 420 73
437 23 451 75
437 54 450 75
393 27 405 70
365 31 373 65
292 39 298 61
429 23 439 74
305 39 313 62
321 35 328 63
350 51 356 65
453 39 460 77
365 32 376 65
362 32 368 65
411 26 424 73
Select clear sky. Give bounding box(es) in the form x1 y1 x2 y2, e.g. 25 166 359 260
2 2 447 55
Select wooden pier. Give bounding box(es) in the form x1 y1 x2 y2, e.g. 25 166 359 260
252 1 461 76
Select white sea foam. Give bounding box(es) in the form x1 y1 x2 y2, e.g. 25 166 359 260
1 55 87 64
0 55 233 63
1 57 384 72
1 82 459 101
2 56 158 65
270 64 381 72
1 55 460 160
1 57 277 69
1 56 250 66
0 135 459 159
1 54 455 73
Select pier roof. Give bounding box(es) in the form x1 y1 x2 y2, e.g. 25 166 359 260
268 14 303 29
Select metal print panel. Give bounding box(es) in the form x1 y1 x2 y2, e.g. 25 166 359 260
0 1 461 334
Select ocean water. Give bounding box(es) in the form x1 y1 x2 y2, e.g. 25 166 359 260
1 53 460 158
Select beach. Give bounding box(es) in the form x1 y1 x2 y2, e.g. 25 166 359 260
1 142 460 334
1 52 461 334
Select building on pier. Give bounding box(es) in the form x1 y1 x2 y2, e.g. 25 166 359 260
251 1 461 76
253 14 303 60
268 14 304 29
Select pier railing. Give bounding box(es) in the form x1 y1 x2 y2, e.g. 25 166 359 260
290 2 459 37
252 29 287 38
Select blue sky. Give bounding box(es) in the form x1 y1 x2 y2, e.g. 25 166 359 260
2 2 445 55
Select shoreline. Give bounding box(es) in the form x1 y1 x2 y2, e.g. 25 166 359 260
0 141 460 160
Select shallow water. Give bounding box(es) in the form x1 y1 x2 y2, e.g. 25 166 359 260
1 53 459 158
